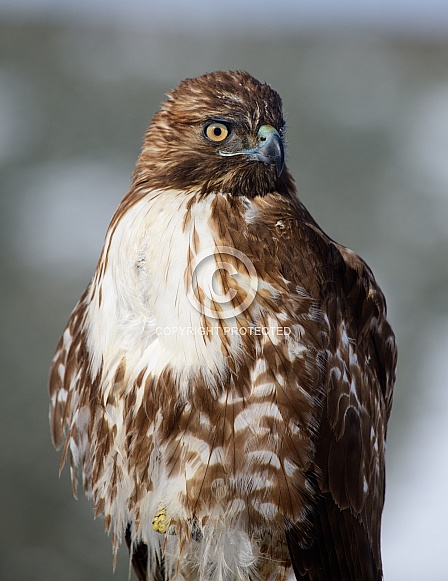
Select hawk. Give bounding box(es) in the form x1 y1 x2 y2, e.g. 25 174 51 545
49 70 397 580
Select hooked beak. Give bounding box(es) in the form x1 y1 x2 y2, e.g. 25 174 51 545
219 125 285 176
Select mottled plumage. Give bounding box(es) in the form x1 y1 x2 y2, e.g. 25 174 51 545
49 70 396 580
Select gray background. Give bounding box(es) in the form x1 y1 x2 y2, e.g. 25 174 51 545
1 2 447 579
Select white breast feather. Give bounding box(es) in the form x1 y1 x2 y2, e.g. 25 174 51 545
85 190 240 396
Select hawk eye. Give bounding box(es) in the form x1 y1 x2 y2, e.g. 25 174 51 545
204 121 230 142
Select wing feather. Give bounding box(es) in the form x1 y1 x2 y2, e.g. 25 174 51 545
286 223 397 580
48 289 92 492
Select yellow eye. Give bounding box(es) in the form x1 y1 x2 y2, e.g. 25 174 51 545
204 122 230 142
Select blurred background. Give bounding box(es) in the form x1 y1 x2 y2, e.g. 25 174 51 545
1 1 447 579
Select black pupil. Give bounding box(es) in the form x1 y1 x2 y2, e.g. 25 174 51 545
213 127 222 136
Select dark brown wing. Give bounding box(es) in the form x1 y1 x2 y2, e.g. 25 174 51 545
286 490 379 581
286 234 396 580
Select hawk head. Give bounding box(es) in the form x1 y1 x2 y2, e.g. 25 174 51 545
134 70 295 198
